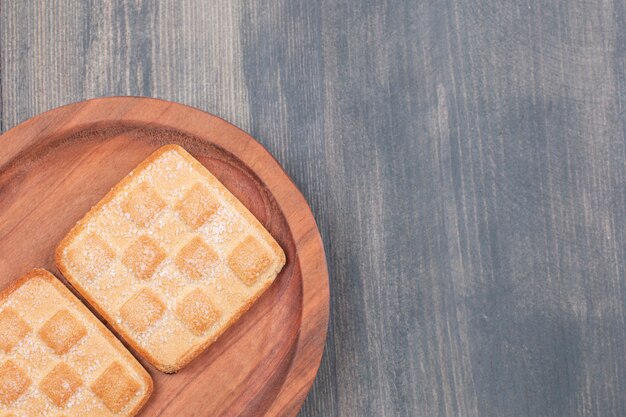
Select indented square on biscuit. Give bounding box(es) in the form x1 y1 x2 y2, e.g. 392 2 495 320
119 288 165 333
122 236 165 280
0 360 31 405
175 183 219 229
175 289 221 335
122 183 166 227
91 362 140 413
39 362 82 407
175 236 219 280
67 234 115 280
227 236 273 286
38 310 87 355
0 308 30 353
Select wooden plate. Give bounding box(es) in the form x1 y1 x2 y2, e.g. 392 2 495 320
0 97 329 416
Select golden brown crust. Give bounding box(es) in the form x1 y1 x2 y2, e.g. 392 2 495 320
0 269 153 416
56 144 286 373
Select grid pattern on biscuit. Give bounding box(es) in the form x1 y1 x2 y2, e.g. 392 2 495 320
58 146 285 371
0 273 150 416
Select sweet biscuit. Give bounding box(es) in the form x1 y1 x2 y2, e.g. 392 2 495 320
0 269 151 416
56 144 286 373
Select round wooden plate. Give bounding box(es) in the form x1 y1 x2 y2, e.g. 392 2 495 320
0 97 329 416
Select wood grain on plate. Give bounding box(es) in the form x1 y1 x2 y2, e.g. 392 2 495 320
0 97 329 417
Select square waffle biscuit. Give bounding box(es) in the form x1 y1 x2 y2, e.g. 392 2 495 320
56 145 286 373
0 269 152 416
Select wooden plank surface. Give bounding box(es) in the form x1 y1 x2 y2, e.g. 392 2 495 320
2 1 626 416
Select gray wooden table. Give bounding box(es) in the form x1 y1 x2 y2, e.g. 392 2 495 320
2 1 626 416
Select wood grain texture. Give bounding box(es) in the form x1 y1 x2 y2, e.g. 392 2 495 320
2 0 626 416
0 97 329 416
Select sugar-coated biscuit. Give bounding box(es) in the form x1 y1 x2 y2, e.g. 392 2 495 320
0 269 152 416
56 145 286 373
